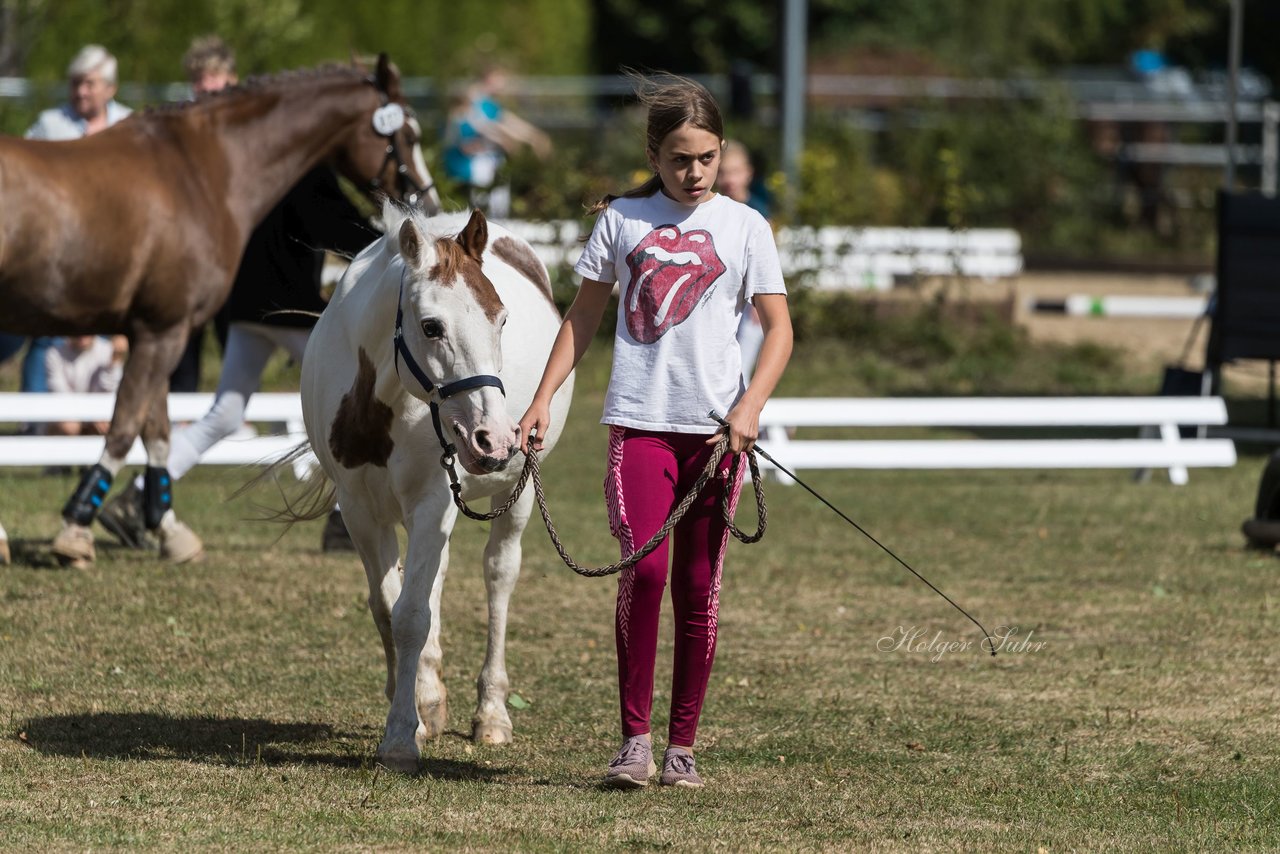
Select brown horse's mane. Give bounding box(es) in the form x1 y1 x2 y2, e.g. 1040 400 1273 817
140 64 368 117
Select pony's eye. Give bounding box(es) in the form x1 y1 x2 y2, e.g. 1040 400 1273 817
421 318 445 339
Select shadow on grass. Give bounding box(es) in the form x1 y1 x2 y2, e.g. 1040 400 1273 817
5 539 64 569
15 712 509 781
6 538 158 569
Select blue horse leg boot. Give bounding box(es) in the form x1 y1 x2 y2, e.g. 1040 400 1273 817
143 466 173 530
62 464 114 525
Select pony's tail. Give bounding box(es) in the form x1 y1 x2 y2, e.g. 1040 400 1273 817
233 440 337 531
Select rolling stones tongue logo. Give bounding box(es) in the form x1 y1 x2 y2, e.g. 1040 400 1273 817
623 224 726 343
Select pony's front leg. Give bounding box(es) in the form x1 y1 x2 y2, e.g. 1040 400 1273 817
415 539 451 742
339 494 402 701
473 486 534 745
52 329 185 567
379 495 455 773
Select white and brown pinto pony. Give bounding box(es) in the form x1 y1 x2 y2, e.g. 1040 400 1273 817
300 206 572 772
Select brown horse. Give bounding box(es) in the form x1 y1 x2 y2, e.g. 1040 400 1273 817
0 54 437 566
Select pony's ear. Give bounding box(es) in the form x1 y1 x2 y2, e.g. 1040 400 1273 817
456 209 488 263
399 217 425 270
375 53 402 100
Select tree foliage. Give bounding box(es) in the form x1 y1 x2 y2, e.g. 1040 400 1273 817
3 1 1258 83
5 0 590 81
593 0 1239 77
592 0 778 73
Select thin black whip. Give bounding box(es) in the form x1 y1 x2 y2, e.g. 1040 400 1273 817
711 411 996 655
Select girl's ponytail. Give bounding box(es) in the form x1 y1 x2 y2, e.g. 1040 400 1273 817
587 174 664 216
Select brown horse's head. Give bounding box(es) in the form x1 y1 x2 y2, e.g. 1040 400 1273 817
331 54 441 214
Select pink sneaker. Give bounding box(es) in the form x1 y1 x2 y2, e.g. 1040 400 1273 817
603 736 655 789
659 747 704 788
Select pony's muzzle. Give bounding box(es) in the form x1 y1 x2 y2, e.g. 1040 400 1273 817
474 454 511 474
452 420 519 474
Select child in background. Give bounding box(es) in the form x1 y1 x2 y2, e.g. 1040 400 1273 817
518 74 793 789
44 335 127 435
717 140 772 380
717 140 771 219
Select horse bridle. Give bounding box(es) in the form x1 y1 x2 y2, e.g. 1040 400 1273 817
365 79 436 208
391 274 505 467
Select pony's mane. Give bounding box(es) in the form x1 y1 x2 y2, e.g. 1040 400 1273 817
141 64 368 116
430 236 471 284
383 203 474 250
386 205 476 284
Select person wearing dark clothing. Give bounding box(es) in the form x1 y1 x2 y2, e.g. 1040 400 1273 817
99 165 377 550
160 164 374 479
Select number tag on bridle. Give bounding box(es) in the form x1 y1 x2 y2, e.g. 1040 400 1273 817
372 103 406 136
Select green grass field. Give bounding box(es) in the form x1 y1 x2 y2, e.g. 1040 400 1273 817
2 344 1279 851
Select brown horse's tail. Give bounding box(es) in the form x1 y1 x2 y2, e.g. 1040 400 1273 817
234 440 337 528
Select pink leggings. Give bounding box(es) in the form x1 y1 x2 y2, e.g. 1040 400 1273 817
605 426 745 747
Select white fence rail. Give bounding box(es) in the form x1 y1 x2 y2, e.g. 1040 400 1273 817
0 393 307 468
0 393 1235 485
757 396 1236 485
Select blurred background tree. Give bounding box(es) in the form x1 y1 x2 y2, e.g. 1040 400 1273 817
3 1 1261 94
3 0 590 80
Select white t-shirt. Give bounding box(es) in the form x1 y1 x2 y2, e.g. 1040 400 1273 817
25 101 132 141
574 191 787 434
45 337 123 394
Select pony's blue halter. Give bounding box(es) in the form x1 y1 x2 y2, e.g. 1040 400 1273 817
392 278 505 460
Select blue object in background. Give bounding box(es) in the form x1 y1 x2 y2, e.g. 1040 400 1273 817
0 334 53 393
1131 49 1166 76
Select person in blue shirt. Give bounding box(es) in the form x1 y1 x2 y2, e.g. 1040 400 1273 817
442 63 550 217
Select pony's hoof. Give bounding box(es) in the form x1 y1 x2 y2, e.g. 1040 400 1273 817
52 523 95 567
417 699 449 740
97 481 152 550
377 745 420 775
160 519 204 564
473 721 514 745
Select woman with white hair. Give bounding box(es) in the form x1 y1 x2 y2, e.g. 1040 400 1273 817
26 44 132 140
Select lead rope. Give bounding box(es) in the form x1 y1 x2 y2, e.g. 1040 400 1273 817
444 424 992 653
443 433 768 577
